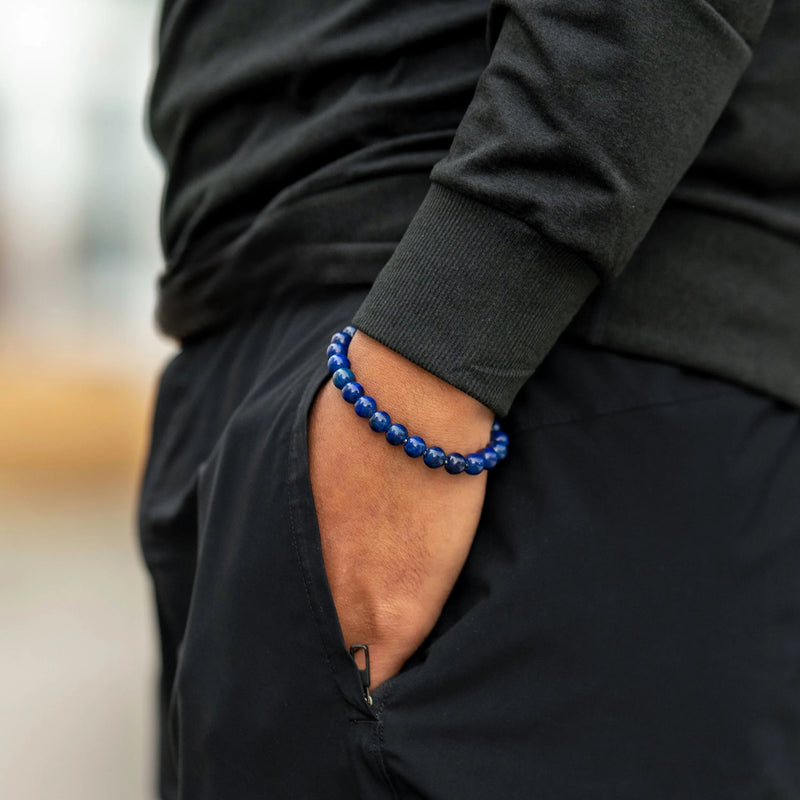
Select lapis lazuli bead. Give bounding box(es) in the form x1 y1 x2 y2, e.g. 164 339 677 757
385 424 408 445
445 453 467 474
369 411 391 432
491 431 509 448
404 436 426 458
332 368 355 389
327 354 350 373
327 342 346 358
465 453 485 475
423 447 446 469
326 328 509 474
482 447 499 469
354 396 376 418
341 382 364 403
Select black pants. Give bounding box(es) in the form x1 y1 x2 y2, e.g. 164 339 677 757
139 286 800 799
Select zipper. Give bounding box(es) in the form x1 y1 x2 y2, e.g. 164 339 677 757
349 643 373 706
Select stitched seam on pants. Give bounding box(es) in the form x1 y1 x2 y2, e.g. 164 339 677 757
376 720 401 800
286 366 340 681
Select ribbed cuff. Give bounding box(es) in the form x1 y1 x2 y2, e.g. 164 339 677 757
353 183 599 416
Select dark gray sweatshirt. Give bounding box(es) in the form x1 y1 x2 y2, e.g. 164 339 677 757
149 0 800 415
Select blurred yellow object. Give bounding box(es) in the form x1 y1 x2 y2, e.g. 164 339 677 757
0 355 154 484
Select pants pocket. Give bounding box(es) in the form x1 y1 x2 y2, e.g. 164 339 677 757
285 359 377 712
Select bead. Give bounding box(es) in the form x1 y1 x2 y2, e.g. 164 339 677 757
491 421 502 433
354 396 376 418
327 354 350 373
403 436 426 458
343 325 357 338
491 431 509 448
369 411 391 432
326 342 346 358
331 331 352 346
482 447 499 469
423 447 446 468
341 382 364 403
332 368 355 389
385 424 408 445
492 441 508 460
444 453 467 474
465 453 485 475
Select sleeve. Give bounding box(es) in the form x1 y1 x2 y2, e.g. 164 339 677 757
352 0 774 416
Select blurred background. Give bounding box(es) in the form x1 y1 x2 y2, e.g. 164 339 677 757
0 1 171 797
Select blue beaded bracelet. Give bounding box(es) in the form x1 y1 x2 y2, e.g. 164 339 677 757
326 326 508 475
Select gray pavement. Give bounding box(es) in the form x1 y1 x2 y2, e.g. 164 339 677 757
0 476 157 800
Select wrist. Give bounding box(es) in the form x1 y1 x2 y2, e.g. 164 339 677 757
346 332 494 453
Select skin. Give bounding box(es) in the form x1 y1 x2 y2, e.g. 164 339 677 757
309 332 494 689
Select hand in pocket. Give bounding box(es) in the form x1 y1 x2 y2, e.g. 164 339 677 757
309 333 493 689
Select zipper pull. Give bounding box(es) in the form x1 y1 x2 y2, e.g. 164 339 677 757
349 644 373 706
